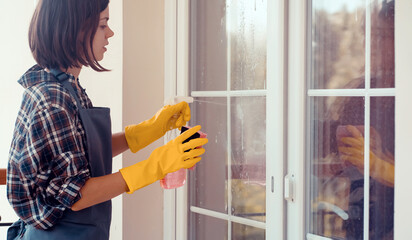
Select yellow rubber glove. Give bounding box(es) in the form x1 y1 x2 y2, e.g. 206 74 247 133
337 125 394 187
120 125 208 193
125 102 191 153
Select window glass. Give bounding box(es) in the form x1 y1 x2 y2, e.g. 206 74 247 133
369 97 395 238
310 0 365 89
308 96 365 239
229 0 267 90
307 1 395 239
188 98 228 213
188 0 267 238
232 222 265 240
190 0 228 91
231 97 266 222
188 213 228 240
370 1 395 88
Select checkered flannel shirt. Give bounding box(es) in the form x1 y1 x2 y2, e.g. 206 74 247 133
7 65 92 229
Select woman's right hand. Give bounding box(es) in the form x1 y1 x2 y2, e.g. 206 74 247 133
120 125 208 193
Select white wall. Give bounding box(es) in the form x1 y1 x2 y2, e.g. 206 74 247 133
0 2 36 237
0 1 36 168
122 0 165 239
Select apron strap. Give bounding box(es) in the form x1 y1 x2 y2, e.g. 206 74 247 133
49 68 83 110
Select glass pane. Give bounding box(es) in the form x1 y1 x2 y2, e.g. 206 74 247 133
232 223 265 240
189 0 267 238
308 96 365 239
231 97 266 222
371 0 395 88
188 98 228 213
369 97 394 239
229 0 267 90
190 0 228 91
311 0 365 89
188 213 228 240
307 1 395 238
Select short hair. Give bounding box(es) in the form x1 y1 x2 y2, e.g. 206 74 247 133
29 0 110 72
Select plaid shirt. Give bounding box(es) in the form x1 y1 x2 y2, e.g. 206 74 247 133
7 65 92 230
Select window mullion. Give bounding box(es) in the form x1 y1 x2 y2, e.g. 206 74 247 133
363 1 372 238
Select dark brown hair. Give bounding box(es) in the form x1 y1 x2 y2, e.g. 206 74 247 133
29 0 110 72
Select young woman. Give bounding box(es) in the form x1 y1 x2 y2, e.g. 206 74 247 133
6 0 208 239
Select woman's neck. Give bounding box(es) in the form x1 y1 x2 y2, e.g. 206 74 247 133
66 67 81 79
65 67 82 91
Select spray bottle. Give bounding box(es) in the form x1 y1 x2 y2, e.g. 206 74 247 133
160 96 206 189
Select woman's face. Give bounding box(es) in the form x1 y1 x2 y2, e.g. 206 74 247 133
92 6 114 61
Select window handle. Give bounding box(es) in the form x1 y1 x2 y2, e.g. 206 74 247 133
284 174 295 202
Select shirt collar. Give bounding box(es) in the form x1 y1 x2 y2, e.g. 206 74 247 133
18 65 78 89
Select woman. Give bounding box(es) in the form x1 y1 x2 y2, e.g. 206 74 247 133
6 0 208 239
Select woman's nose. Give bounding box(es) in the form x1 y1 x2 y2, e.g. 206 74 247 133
107 26 114 38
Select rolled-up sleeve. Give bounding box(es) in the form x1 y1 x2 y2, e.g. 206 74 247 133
9 103 90 229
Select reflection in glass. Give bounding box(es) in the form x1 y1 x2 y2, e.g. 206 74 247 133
308 96 365 239
190 0 228 91
308 1 395 239
188 213 228 240
188 98 228 213
232 222 265 240
229 0 267 90
371 0 395 88
311 0 365 89
368 97 394 238
231 97 266 222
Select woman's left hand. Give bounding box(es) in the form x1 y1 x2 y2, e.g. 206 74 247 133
124 102 191 153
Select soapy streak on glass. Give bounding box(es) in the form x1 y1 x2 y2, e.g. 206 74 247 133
188 0 268 238
227 0 267 91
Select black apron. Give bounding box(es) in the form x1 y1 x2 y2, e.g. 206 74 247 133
7 69 113 239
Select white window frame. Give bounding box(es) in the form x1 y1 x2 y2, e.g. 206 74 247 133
164 0 412 239
394 0 412 239
289 0 411 239
286 0 306 239
164 0 286 239
163 1 190 239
